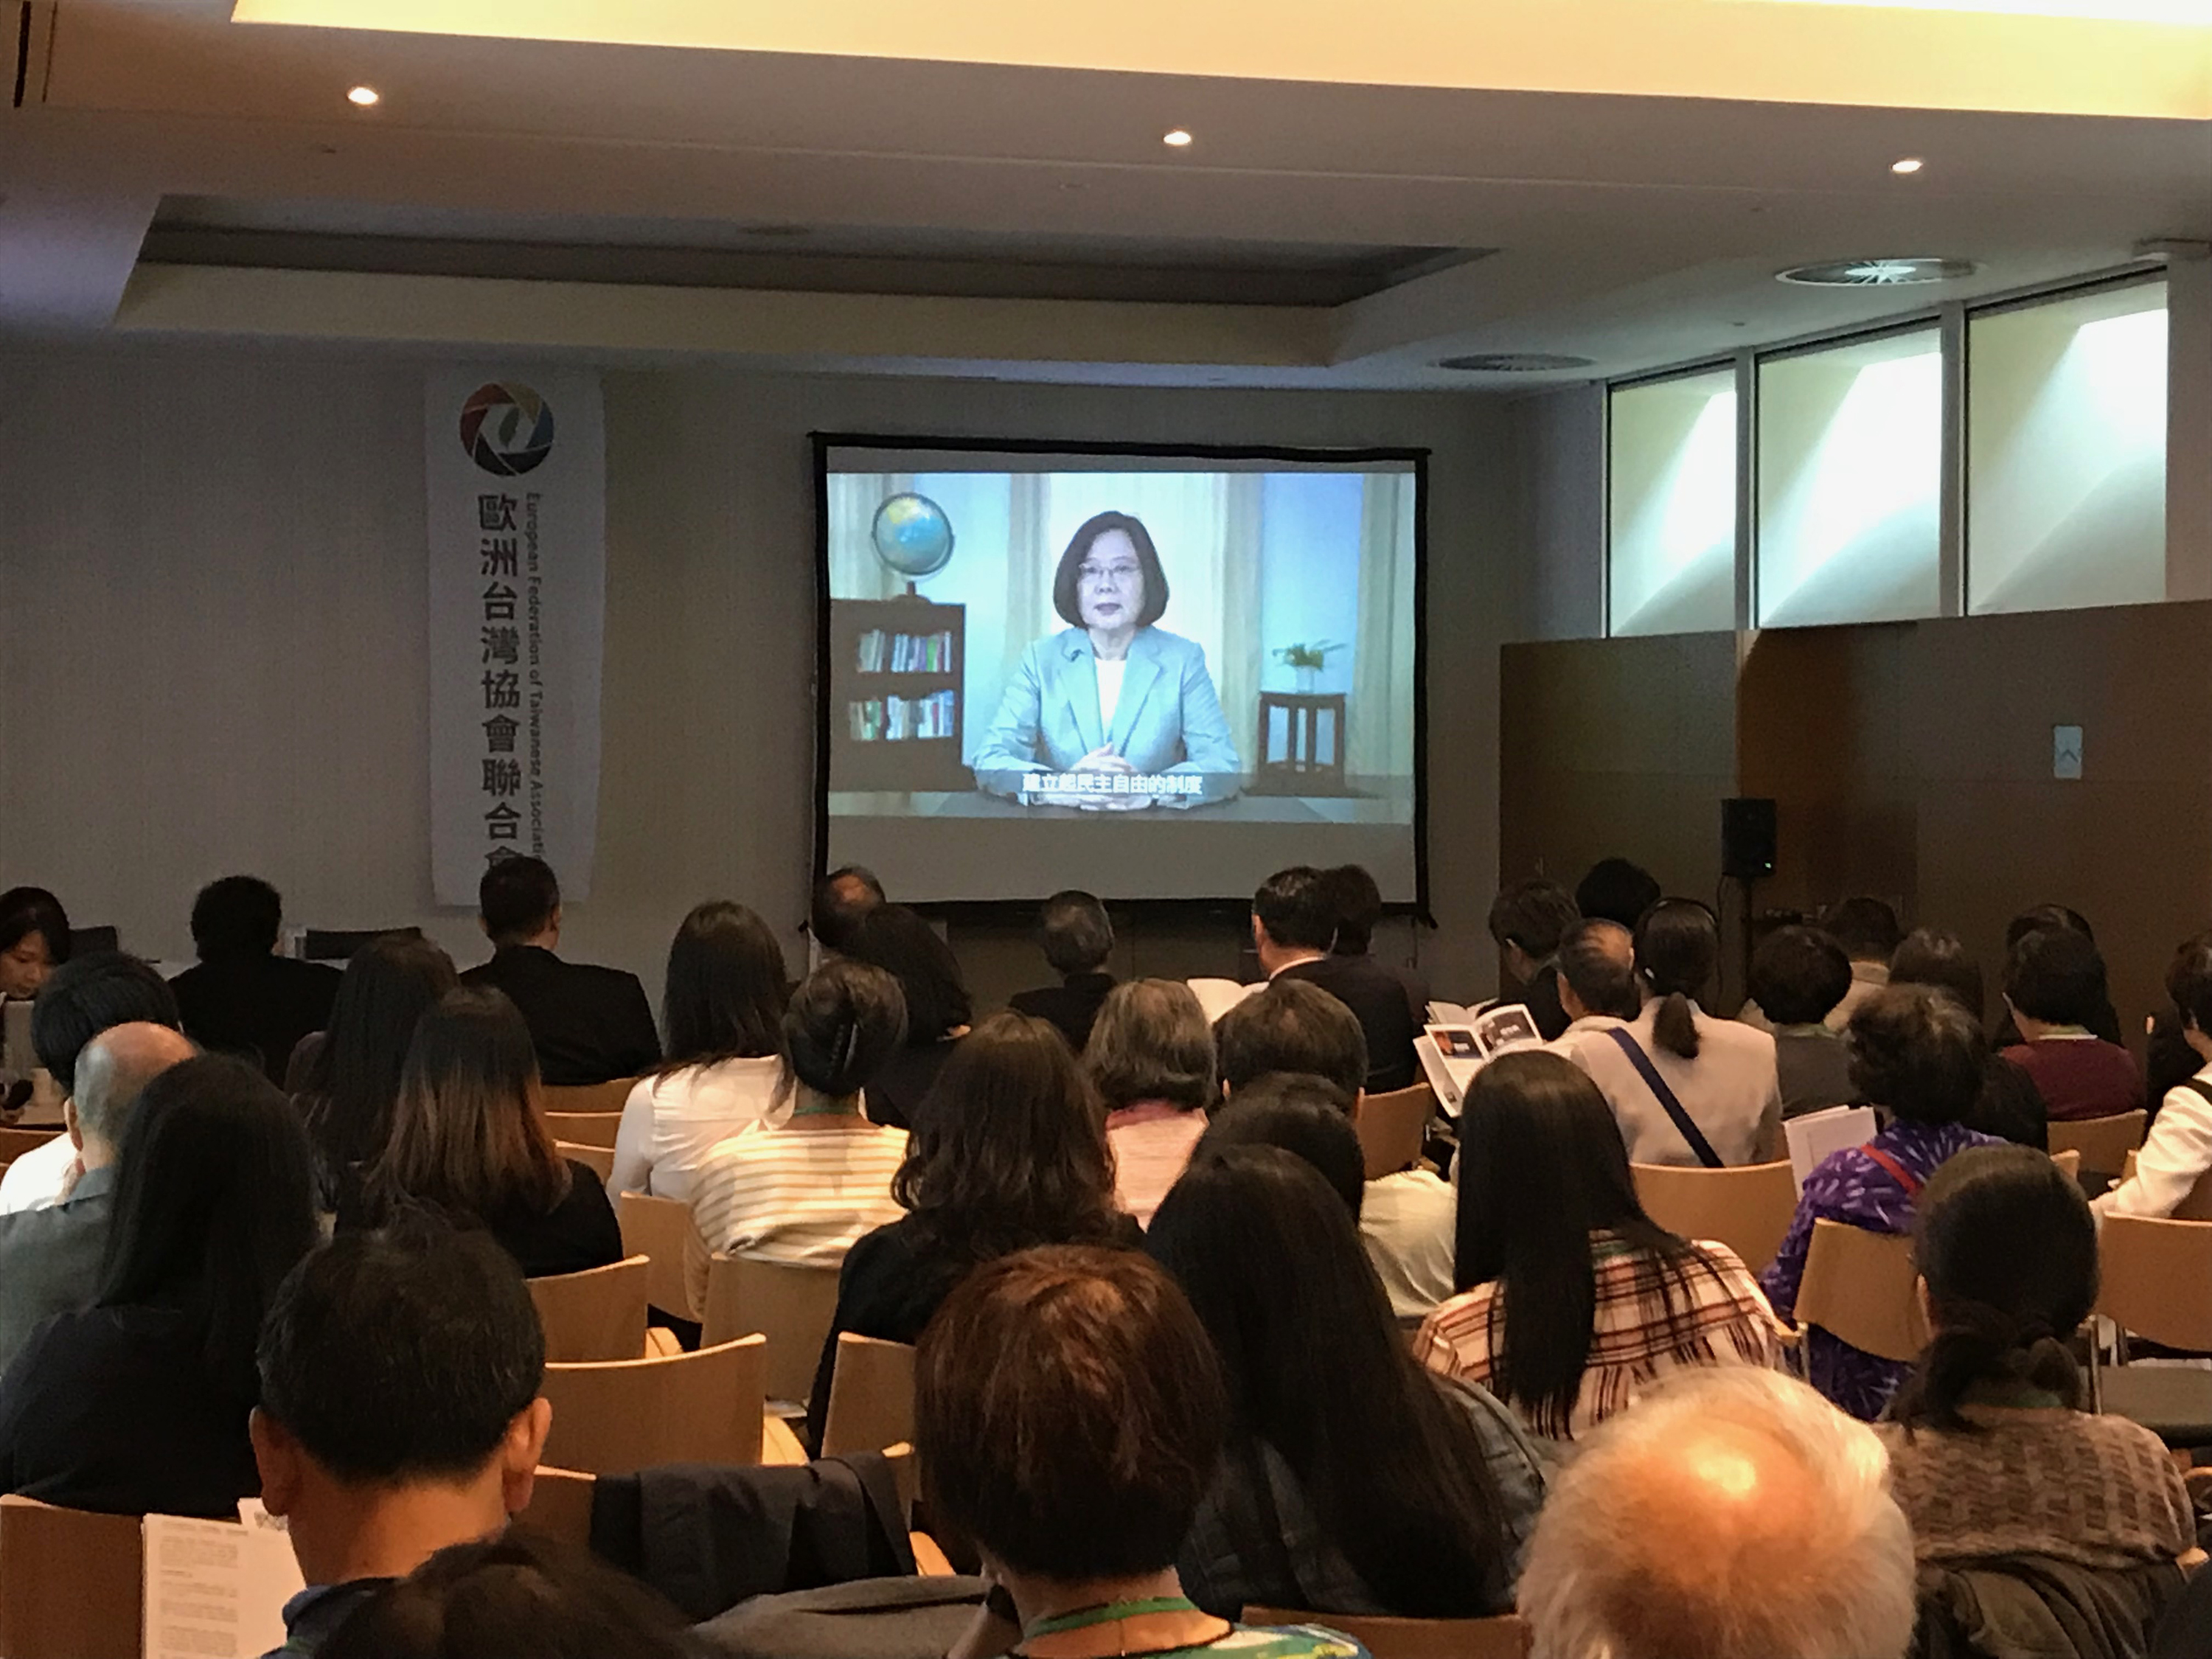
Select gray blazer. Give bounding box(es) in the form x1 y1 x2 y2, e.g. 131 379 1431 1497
0 1165 114 1379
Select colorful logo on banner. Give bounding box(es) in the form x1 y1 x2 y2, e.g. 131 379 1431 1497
459 383 557 477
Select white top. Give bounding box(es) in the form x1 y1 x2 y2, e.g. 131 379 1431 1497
2096 1060 2212 1221
1360 1168 1458 1322
0 1133 77 1215
1095 656 1127 733
686 1114 909 1309
607 1056 790 1204
1559 1001 1784 1168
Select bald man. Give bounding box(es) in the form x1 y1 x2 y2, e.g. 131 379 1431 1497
1517 1368 1916 1659
0 1022 195 1372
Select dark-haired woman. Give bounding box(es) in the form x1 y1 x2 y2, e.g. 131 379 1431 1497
347 986 622 1279
1150 1146 1543 1619
0 1054 319 1516
1889 927 2046 1148
1880 1144 2191 1575
1763 984 2000 1421
839 904 973 1130
0 886 69 1003
610 902 791 1203
1561 899 1783 1167
804 1011 1138 1449
1416 1051 1783 1446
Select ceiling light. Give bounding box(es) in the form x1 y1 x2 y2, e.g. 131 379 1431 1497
1776 257 1979 287
1891 156 1924 174
1436 353 1594 372
346 85 380 106
1162 129 1193 147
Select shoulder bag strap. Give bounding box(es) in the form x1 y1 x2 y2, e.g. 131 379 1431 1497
1860 1144 1923 1198
1603 1026 1725 1169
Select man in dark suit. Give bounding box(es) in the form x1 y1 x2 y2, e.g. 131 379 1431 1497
1009 890 1116 1054
459 858 659 1087
169 875 341 1083
1252 866 1418 1093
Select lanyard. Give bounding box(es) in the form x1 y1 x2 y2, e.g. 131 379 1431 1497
1023 1597 1200 1641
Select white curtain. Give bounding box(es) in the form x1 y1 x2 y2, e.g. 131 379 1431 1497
1349 472 1417 780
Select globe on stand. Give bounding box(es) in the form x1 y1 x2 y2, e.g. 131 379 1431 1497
871 493 956 591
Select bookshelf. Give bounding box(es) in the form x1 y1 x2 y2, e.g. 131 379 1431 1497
830 597 970 792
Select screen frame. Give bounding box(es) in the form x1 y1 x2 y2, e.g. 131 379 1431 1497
810 431 1432 924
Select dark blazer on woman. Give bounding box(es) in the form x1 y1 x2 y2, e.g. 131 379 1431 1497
337 1158 622 1281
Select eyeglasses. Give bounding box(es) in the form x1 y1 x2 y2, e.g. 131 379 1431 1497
1079 561 1142 587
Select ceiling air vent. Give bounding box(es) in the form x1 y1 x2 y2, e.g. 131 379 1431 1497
1776 257 1980 288
1436 352 1593 372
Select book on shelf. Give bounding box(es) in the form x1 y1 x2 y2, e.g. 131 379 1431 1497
848 690 956 742
857 629 956 675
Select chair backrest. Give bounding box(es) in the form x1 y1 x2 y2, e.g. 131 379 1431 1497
820 1333 917 1458
0 1127 62 1165
301 928 418 962
1358 1084 1435 1180
2051 1149 2082 1184
0 1495 144 1658
528 1255 650 1363
616 1192 703 1323
1794 1220 1927 1363
546 1079 639 1116
556 1140 616 1182
1630 1160 1799 1273
521 1467 597 1546
2045 1110 2148 1177
543 1111 623 1149
2098 1214 2212 1352
1242 1610 1531 1659
703 1254 842 1404
539 1335 768 1475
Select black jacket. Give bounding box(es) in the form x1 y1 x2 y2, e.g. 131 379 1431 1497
461 945 660 1086
171 953 341 1084
1275 954 1422 1093
1008 972 1116 1055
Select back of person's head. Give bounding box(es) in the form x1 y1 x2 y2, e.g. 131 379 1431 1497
916 1245 1225 1582
318 1531 696 1659
1575 858 1661 931
1193 1075 1364 1217
2003 925 2110 1028
100 1054 319 1397
0 886 72 981
1750 927 1852 1028
1323 864 1385 956
1214 978 1368 1099
1488 878 1580 963
31 950 183 1095
1820 897 1903 964
661 901 787 1070
258 1225 546 1485
1037 890 1113 978
897 1012 1120 1260
1252 866 1336 953
2167 931 2212 1037
373 986 566 1223
1633 899 1717 1060
1555 919 1640 1021
304 933 459 1172
478 858 560 947
1149 1147 1509 1615
1847 984 1986 1125
809 865 885 953
189 874 283 960
782 959 907 1099
72 1022 196 1152
1084 978 1214 1113
1893 1145 2095 1433
843 905 970 1045
1889 928 1986 1026
2006 902 2095 953
1517 1367 1915 1659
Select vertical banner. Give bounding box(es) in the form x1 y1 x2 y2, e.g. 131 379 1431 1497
428 371 605 905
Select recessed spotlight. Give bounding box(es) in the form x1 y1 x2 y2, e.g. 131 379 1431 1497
1891 156 1925 175
347 85 380 107
1163 129 1193 148
1777 257 1978 288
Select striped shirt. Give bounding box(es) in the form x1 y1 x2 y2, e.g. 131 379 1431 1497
686 1117 908 1308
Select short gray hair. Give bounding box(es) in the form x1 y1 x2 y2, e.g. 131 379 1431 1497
1084 979 1214 1113
1518 1367 1916 1659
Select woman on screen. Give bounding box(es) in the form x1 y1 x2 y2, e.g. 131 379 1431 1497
973 512 1240 808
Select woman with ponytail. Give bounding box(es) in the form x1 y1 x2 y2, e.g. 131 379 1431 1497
1879 1144 2191 1576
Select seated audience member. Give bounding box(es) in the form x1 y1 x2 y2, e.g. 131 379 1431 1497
0 950 182 1215
1085 978 1214 1228
1762 986 1999 1421
349 987 623 1279
1482 878 1580 1041
1151 1147 1543 1620
2098 932 2212 1220
1742 897 1900 1037
806 1012 1136 1449
1889 928 2045 1148
1009 890 1118 1054
170 875 341 1083
1194 1076 1367 1218
1547 919 1641 1044
1253 866 1417 1093
1748 927 1856 1117
840 903 972 1130
609 902 791 1203
808 864 886 958
460 857 660 1087
920 1246 1371 1659
0 886 70 1004
1324 863 1429 1022
1573 857 1660 931
1560 900 1783 1167
0 1054 319 1517
252 1225 554 1658
2000 925 2141 1123
1516 1368 1916 1659
296 933 459 1212
0 1023 195 1374
1882 1146 2192 1579
1215 977 1368 1102
687 961 910 1303
1993 904 2125 1048
1418 1051 1783 1445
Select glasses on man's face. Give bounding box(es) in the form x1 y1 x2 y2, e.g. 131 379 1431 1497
1079 561 1142 588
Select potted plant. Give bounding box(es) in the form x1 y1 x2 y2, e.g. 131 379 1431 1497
1274 641 1343 693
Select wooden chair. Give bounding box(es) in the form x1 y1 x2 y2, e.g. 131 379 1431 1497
616 1192 703 1323
2115 1149 2212 1219
2051 1149 2081 1184
1357 1083 1435 1180
521 1467 597 1546
544 1111 623 1149
820 1334 916 1458
1244 1609 1531 1659
540 1335 768 1474
1793 1220 1927 1364
2046 1110 2147 1178
0 1495 144 1658
704 1254 841 1406
1630 1161 1798 1274
2091 1214 2212 1444
0 1127 61 1165
528 1256 649 1363
557 1141 616 1182
546 1080 639 1116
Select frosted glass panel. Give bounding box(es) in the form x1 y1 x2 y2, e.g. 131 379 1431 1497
1608 369 1738 636
1967 280 2167 616
1756 328 1941 628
